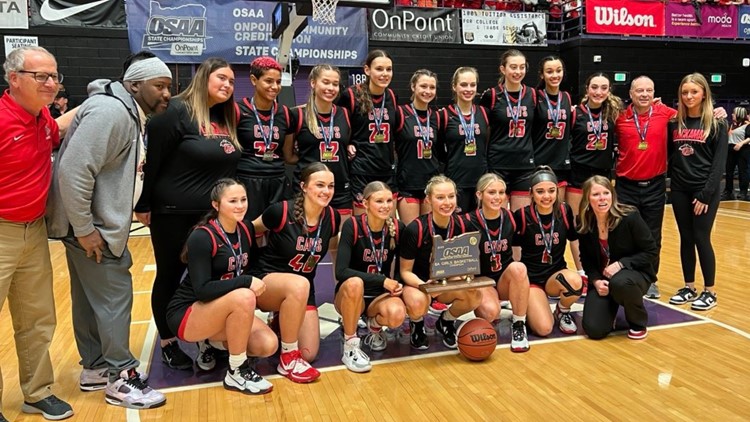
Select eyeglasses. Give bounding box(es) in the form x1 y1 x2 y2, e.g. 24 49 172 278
17 70 64 84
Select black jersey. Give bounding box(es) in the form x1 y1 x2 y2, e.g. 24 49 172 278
168 220 256 314
236 98 295 177
440 105 490 189
513 203 577 284
136 98 241 214
533 90 574 170
462 208 516 280
479 84 538 171
570 105 616 170
251 200 341 283
668 117 728 201
335 214 405 298
338 86 399 175
395 105 442 191
400 213 467 282
292 105 352 206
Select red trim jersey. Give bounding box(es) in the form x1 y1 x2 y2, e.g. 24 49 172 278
440 105 490 189
338 86 399 175
400 213 466 281
615 103 676 180
395 105 442 192
462 208 516 280
0 90 60 222
479 84 538 171
570 105 616 170
251 200 341 283
236 98 296 178
533 90 574 170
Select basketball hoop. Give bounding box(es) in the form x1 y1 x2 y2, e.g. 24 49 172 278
311 0 338 25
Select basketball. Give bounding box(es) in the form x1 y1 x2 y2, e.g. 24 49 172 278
457 318 497 361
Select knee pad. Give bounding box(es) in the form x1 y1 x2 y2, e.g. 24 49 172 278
556 273 583 297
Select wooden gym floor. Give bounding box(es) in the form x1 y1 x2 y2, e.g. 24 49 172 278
2 202 750 421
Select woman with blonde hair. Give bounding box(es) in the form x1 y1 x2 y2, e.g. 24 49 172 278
667 73 728 310
722 106 750 200
135 57 240 368
578 176 657 340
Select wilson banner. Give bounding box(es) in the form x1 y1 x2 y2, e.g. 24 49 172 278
585 0 665 36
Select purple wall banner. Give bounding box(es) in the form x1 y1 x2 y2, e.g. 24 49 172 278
739 5 750 39
665 3 738 39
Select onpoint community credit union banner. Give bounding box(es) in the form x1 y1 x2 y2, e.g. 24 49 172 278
665 3 737 39
462 10 546 46
585 0 665 36
125 0 368 66
369 7 461 44
740 5 750 39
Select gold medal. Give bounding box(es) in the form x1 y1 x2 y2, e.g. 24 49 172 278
422 147 432 159
262 151 274 161
595 140 604 150
321 149 334 161
464 142 476 155
306 254 317 269
638 141 648 151
542 250 551 264
549 127 561 138
374 133 385 143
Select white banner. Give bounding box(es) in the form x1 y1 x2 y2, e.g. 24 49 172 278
461 10 547 46
0 0 29 29
5 36 38 57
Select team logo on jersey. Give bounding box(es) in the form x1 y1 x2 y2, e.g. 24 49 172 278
679 144 695 157
219 139 236 154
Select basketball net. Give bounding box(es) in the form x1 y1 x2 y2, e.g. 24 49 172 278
312 0 339 25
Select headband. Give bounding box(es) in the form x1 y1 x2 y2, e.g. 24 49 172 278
530 170 558 187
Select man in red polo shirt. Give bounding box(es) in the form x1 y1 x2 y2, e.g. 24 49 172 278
0 46 73 421
614 76 677 300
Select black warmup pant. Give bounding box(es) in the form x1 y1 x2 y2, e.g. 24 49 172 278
582 269 651 339
149 212 203 339
616 176 666 274
724 146 750 195
670 189 720 288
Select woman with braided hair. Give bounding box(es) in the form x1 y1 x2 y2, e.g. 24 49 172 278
251 163 340 383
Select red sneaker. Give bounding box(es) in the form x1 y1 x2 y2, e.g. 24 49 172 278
428 299 448 315
277 350 320 383
627 328 648 340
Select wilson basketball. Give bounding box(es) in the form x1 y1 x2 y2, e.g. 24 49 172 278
457 318 497 361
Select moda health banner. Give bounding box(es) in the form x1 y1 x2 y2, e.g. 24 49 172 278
461 10 547 46
585 0 665 36
125 0 368 66
665 3 738 39
369 7 461 44
739 5 750 39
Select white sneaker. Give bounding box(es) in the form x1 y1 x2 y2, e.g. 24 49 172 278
364 330 387 352
105 369 166 409
80 368 108 391
224 359 273 395
510 321 530 353
341 338 372 373
500 300 512 310
196 340 217 371
555 304 577 334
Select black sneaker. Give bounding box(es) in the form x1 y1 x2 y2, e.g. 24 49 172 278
435 312 457 349
22 395 74 420
161 341 193 370
196 340 218 371
409 320 429 350
669 286 697 305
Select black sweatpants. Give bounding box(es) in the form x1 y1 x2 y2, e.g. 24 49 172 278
616 176 666 274
670 189 720 288
149 212 204 339
582 269 651 339
724 145 750 195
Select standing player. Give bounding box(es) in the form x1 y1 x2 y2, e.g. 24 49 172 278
463 174 531 352
514 167 583 336
533 56 574 200
289 64 352 217
440 67 490 214
667 73 728 310
251 163 341 383
338 50 398 213
479 49 538 211
166 179 276 394
400 176 482 349
395 69 441 226
236 57 296 223
335 182 415 372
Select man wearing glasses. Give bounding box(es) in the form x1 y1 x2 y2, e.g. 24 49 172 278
0 46 74 421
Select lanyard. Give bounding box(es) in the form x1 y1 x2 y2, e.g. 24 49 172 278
428 213 454 240
411 104 432 149
316 105 336 149
251 97 276 150
533 206 555 260
305 212 324 258
373 94 387 133
585 105 603 142
364 215 386 274
503 85 525 130
543 90 561 127
211 219 243 277
478 209 504 260
456 104 476 144
633 106 652 143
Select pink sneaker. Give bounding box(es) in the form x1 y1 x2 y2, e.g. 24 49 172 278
277 350 320 383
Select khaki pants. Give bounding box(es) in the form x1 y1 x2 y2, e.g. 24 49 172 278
0 217 56 407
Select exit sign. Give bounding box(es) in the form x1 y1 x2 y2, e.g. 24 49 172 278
710 74 725 86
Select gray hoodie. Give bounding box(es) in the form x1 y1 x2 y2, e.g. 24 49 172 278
47 79 142 258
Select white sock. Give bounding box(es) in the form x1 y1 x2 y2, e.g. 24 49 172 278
512 314 527 323
228 352 247 371
442 311 457 321
281 341 298 354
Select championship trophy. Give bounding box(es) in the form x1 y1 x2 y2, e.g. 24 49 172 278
419 231 495 294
